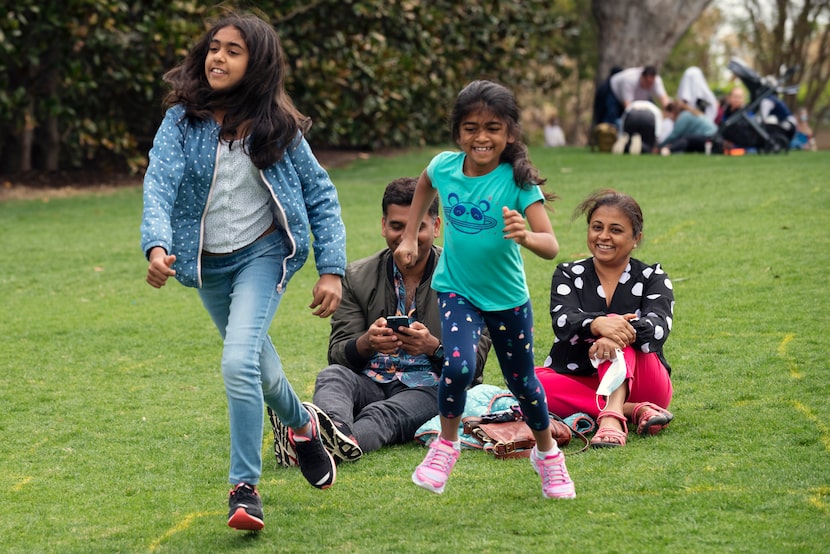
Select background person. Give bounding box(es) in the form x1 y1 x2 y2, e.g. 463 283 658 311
716 86 747 126
677 66 719 122
716 85 756 149
791 107 817 150
544 110 566 147
606 66 671 126
612 100 665 154
758 94 797 142
592 66 623 127
535 189 675 449
591 66 623 152
657 100 718 154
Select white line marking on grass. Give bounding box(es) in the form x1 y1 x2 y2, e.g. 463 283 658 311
148 511 224 552
12 477 33 491
808 486 829 513
793 401 830 452
776 333 800 379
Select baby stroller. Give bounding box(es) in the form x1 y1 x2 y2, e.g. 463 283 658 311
715 58 799 154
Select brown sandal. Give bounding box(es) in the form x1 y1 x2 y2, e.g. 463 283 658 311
590 410 628 448
631 402 674 436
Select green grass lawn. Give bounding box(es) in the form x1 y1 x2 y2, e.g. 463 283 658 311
1 148 828 553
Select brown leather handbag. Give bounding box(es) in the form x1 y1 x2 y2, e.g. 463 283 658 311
462 408 578 460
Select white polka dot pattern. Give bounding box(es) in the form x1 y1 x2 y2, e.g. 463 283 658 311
544 257 675 376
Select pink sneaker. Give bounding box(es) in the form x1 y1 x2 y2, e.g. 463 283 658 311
412 437 459 494
530 447 576 499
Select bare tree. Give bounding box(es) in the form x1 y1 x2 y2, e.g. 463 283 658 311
592 0 713 82
736 0 830 127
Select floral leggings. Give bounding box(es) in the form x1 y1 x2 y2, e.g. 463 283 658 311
437 292 550 432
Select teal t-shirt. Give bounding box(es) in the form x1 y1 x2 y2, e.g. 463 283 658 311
428 151 545 311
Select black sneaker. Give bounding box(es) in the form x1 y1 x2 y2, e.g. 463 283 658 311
227 483 264 531
303 402 363 463
290 406 337 489
268 407 298 467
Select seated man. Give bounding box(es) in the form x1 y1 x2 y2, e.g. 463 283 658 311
271 177 491 465
717 86 756 148
716 86 747 125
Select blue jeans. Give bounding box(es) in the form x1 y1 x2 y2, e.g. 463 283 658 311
198 231 309 485
604 90 624 126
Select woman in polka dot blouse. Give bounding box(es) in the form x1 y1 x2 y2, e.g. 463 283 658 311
140 13 346 530
536 189 675 448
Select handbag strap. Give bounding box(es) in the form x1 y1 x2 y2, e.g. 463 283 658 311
550 412 591 454
491 438 536 459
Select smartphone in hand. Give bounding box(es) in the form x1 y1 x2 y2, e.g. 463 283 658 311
386 315 410 330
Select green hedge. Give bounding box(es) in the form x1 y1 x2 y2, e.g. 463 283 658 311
0 1 575 174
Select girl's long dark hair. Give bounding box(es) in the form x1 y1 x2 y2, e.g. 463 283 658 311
162 12 309 169
450 80 557 204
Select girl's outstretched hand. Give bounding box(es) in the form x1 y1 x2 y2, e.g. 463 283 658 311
146 247 176 288
310 273 342 318
394 239 418 270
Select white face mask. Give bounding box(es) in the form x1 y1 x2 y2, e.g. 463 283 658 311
594 348 627 410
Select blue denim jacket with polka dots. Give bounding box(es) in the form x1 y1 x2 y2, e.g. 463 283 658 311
140 105 346 289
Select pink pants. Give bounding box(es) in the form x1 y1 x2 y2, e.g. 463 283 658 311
535 346 673 419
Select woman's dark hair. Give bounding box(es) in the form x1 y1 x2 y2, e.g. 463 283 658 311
162 12 309 169
449 80 557 204
574 189 644 238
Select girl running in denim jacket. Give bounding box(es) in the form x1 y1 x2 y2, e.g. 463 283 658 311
141 12 345 531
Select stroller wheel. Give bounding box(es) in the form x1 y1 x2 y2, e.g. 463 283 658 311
766 131 790 154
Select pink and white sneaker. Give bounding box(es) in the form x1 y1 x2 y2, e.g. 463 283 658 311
412 437 459 494
530 447 576 499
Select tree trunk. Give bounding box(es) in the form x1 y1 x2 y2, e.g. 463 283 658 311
45 114 60 171
591 0 712 85
20 99 35 173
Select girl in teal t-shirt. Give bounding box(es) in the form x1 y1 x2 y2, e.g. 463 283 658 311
395 80 575 499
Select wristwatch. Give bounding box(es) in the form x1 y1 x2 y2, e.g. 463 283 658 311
430 344 444 361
